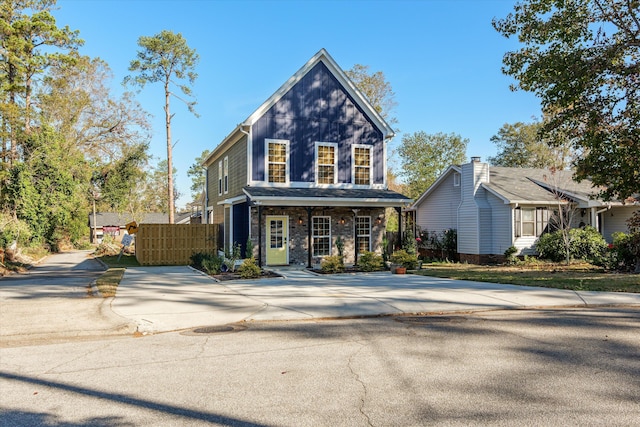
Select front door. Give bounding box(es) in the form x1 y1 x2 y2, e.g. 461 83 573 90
266 216 288 265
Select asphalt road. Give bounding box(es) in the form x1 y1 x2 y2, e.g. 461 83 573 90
1 307 639 426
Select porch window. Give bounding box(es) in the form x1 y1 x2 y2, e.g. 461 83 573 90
355 216 371 252
312 216 331 256
316 142 337 184
223 156 229 194
353 145 371 186
266 139 289 183
515 207 549 237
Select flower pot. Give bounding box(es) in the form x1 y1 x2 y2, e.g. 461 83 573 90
395 266 407 274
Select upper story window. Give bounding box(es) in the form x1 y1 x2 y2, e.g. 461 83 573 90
515 207 549 237
352 145 371 186
453 172 460 187
223 156 229 194
218 161 223 196
315 142 337 184
266 139 289 184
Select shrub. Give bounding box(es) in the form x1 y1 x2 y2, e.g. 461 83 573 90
504 246 518 264
238 257 261 278
190 251 224 274
321 255 345 273
571 226 607 265
358 251 384 272
202 256 224 275
607 232 636 271
536 231 566 262
390 249 418 269
536 226 608 265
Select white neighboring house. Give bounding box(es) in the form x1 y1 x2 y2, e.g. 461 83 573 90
412 157 639 263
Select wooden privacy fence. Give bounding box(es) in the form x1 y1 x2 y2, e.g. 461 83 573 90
135 224 218 266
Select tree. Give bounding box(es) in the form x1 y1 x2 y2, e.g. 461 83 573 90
187 149 210 201
39 53 151 163
488 121 574 169
126 30 199 223
397 131 468 200
346 64 398 128
493 0 640 201
0 0 82 164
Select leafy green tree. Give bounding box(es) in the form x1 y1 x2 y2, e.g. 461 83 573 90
346 64 398 128
187 149 210 201
493 0 640 201
39 53 151 163
126 30 199 223
488 121 573 169
397 131 468 200
0 0 82 164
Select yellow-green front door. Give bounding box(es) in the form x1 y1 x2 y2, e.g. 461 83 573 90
266 216 288 265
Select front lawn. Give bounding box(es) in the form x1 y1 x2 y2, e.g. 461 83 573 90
415 262 640 293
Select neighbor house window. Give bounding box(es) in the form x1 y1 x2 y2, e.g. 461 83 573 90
316 142 337 184
453 172 460 187
312 216 331 256
218 161 223 196
266 139 289 183
353 145 371 186
223 156 229 194
515 207 549 237
355 216 371 252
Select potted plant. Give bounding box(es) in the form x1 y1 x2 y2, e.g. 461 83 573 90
389 249 418 273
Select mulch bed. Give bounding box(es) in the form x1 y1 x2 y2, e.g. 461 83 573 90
210 270 282 281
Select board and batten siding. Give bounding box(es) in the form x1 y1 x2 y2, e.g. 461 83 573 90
415 172 460 233
251 62 384 185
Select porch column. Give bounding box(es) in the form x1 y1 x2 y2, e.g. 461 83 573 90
306 207 313 268
395 206 403 249
258 205 263 268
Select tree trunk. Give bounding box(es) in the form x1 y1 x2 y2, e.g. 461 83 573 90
165 81 175 224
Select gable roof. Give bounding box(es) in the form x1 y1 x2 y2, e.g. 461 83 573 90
88 212 171 228
412 165 462 207
483 167 607 206
203 49 394 167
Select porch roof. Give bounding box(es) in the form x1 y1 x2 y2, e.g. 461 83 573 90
243 187 412 207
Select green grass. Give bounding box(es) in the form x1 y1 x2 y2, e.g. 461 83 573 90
93 254 140 297
415 262 640 293
95 268 126 297
97 253 141 268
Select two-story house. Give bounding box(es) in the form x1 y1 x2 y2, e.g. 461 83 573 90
203 49 411 267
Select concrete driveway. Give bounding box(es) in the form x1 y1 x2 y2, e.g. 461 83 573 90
112 266 640 334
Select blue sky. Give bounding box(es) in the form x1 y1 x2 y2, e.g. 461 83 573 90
55 0 541 208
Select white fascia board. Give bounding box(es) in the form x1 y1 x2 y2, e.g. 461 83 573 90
217 195 247 206
202 125 248 167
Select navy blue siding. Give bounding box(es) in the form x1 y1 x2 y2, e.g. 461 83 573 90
252 62 384 183
233 202 250 258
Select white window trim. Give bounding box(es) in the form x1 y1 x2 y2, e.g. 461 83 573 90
312 216 332 257
218 161 223 196
315 142 338 185
356 216 372 252
223 156 229 194
265 138 290 184
352 144 372 187
453 172 460 187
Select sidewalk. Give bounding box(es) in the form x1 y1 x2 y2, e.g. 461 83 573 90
112 266 640 334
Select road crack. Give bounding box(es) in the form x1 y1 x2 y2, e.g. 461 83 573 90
347 342 374 427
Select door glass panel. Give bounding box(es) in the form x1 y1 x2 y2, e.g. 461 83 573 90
270 220 283 248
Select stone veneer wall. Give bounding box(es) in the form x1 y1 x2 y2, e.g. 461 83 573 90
249 206 387 266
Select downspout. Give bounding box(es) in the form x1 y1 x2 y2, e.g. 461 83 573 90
594 204 611 234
